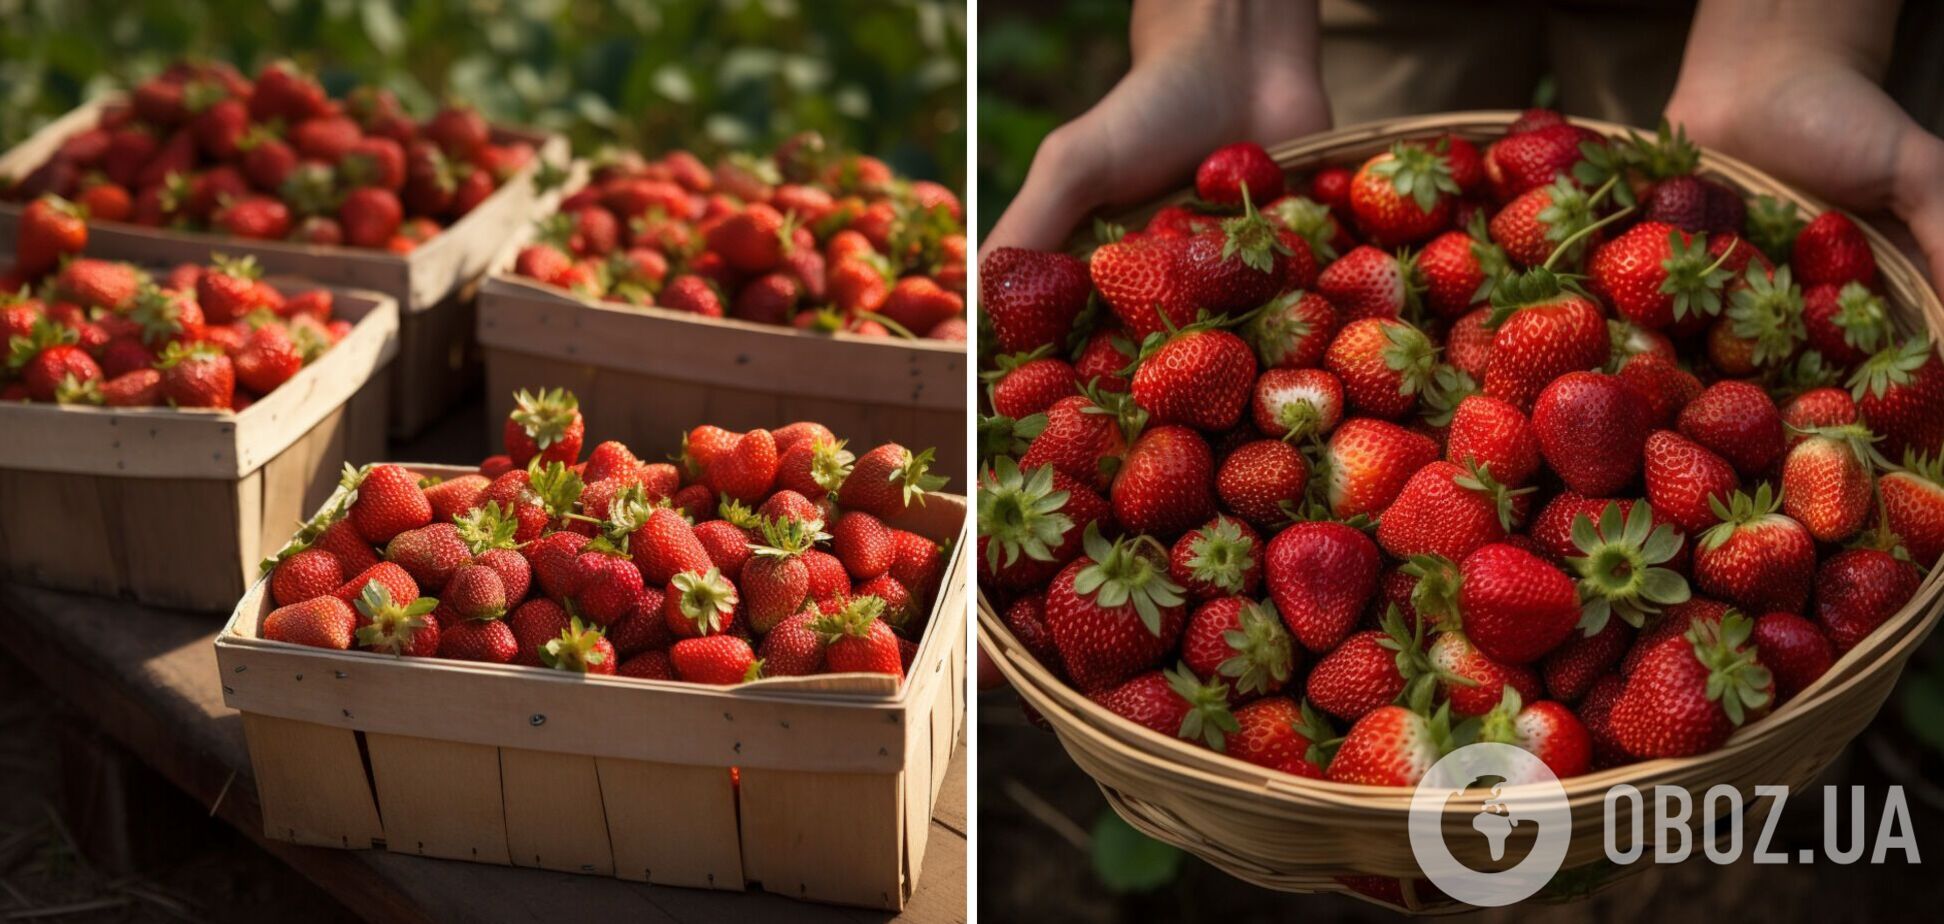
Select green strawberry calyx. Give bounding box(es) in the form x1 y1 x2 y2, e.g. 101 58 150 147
1727 264 1806 368
1267 195 1339 263
1452 458 1534 532
541 616 610 673
1183 516 1256 595
1660 229 1737 321
1688 612 1773 726
1417 363 1478 428
1246 289 1316 369
527 458 587 520
455 500 520 554
1164 663 1240 752
1297 699 1342 772
1569 501 1689 634
353 582 439 656
880 445 948 509
1848 336 1933 402
1831 282 1891 355
672 567 740 635
1380 319 1440 398
509 386 580 449
811 594 887 643
1371 141 1460 215
1219 183 1293 275
1789 422 1892 473
751 514 826 560
1216 599 1293 697
1475 685 1529 747
977 457 1075 573
1745 195 1806 263
1700 483 1785 552
1071 523 1185 637
1401 555 1463 631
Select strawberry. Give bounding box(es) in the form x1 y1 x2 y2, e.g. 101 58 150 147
1780 424 1879 542
539 617 616 675
1427 628 1541 718
1306 606 1432 722
1090 666 1237 750
1444 394 1539 488
1801 282 1891 367
707 203 791 273
758 611 828 677
1791 211 1876 288
1616 352 1701 427
473 548 530 605
1250 368 1343 441
1130 325 1257 431
816 595 905 679
1181 597 1295 700
1751 611 1832 702
1376 459 1528 562
1043 525 1188 692
1110 424 1215 539
1587 223 1736 333
1417 216 1510 319
618 651 675 681
339 186 403 248
503 387 584 467
1324 417 1440 519
1532 371 1651 496
1247 288 1338 370
352 580 441 656
670 635 759 685
1643 429 1739 535
440 615 517 663
1196 142 1285 207
1564 500 1691 634
977 458 1109 592
333 561 418 611
383 522 471 591
776 436 853 501
664 567 740 638
830 510 894 579
1781 387 1859 442
1326 696 1455 786
1542 617 1633 702
1719 264 1805 371
1490 176 1604 268
214 196 292 239
234 323 303 394
1879 451 1944 568
1483 122 1602 202
155 341 234 408
1226 697 1329 778
1609 612 1772 758
705 428 778 503
262 596 359 650
984 349 1080 420
8 322 100 402
15 195 88 278
312 515 381 575
1434 541 1579 664
571 551 645 625
742 517 820 633
270 548 344 607
55 258 142 311
1481 270 1611 413
1073 328 1137 392
1694 485 1815 614
840 443 947 519
1323 317 1438 420
1476 687 1592 779
1577 673 1630 768
1848 338 1944 462
1264 520 1381 653
342 463 433 545
1215 440 1307 528
1172 190 1293 315
508 599 572 666
1167 516 1262 599
1813 547 1919 652
1349 141 1458 246
1316 245 1416 322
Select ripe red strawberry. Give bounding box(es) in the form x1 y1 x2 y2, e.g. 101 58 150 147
741 517 819 633
1173 193 1294 313
775 435 852 501
1576 673 1629 768
691 519 751 580
1264 520 1381 653
840 442 947 519
826 511 892 580
1444 394 1539 488
1676 380 1785 478
1167 516 1262 599
263 596 359 650
504 387 584 467
1250 368 1343 442
1090 666 1237 750
1434 541 1579 664
1316 245 1416 322
1543 617 1633 702
1417 219 1510 319
507 599 571 666
1616 352 1701 427
706 203 791 273
214 196 292 239
704 428 777 503
1532 371 1651 496
234 323 303 394
332 561 418 611
1181 596 1295 700
339 186 403 248
15 195 88 278
571 551 644 625
383 522 471 591
1694 485 1815 614
1481 274 1611 412
1323 317 1438 420
1849 338 1944 462
473 547 530 605
1072 328 1137 392
670 635 759 685
1424 627 1539 718
977 458 1109 591
1609 612 1772 758
1377 459 1527 562
270 547 344 607
1306 611 1429 723
1226 697 1328 778
352 581 441 656
1801 282 1891 367
757 610 827 676
1110 424 1215 539
1446 307 1497 379
1718 264 1806 372
1130 326 1257 431
55 258 142 311
343 463 433 545
1490 176 1603 268
1324 417 1440 519
1483 122 1602 202
155 341 234 409
9 322 101 402
1879 453 1944 568
1246 288 1338 370
538 617 616 675
1216 440 1307 527
1813 547 1920 652
664 567 740 638
1587 223 1736 333
1326 698 1455 786
1043 526 1188 692
1349 141 1458 246
1476 688 1592 779
985 349 1080 419
1780 424 1877 542
312 515 381 575
815 595 905 679
618 650 675 680
1089 233 1194 340
1751 611 1832 702
1195 141 1285 207
1791 211 1876 288
1781 387 1860 443
1642 429 1739 535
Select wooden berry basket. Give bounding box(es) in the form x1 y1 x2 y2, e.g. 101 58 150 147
214 467 968 911
476 171 967 490
0 97 571 438
977 111 1944 912
0 279 397 612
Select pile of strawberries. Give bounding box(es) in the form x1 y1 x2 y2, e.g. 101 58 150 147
4 59 528 252
978 110 1944 787
4 210 346 408
510 136 967 341
260 389 951 685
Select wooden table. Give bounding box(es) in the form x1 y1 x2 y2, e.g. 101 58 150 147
0 582 966 923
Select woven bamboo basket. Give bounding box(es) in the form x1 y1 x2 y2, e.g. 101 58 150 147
976 111 1944 912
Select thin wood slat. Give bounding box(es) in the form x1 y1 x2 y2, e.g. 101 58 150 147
996 110 1944 914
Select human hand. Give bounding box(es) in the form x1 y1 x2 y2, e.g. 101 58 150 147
1665 0 1944 286
981 0 1330 256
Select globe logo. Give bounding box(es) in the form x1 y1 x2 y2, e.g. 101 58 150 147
1408 743 1573 907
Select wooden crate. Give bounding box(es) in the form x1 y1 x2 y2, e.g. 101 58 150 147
214 466 968 911
0 97 570 437
0 282 398 612
478 275 967 490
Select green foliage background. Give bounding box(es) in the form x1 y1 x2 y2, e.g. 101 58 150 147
0 0 965 189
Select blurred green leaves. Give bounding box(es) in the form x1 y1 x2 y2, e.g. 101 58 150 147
0 0 964 187
1090 809 1184 893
